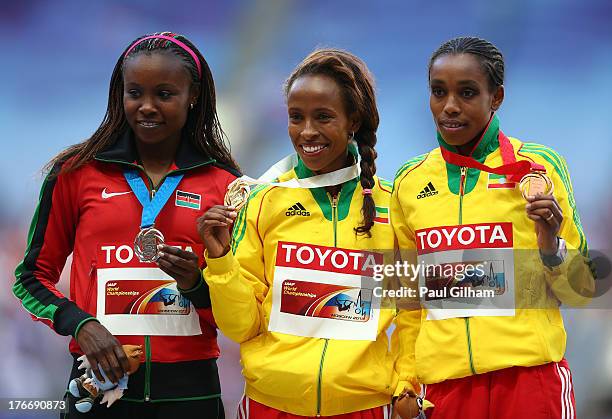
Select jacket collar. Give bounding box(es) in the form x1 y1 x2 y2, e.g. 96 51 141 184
437 113 500 161
294 141 359 179
292 142 360 222
95 129 215 170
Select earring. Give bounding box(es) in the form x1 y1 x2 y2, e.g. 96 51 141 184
349 131 355 141
190 103 194 110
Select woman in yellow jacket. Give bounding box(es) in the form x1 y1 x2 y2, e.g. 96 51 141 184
391 37 595 418
198 49 398 418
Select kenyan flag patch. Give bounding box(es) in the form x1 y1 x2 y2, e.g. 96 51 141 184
176 190 201 210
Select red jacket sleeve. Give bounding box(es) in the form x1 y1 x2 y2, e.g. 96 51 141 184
13 163 95 337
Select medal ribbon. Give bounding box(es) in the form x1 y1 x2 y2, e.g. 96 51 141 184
440 130 545 182
123 169 184 228
243 162 359 189
241 140 361 188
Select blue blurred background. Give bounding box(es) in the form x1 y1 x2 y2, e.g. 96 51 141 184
1 0 611 418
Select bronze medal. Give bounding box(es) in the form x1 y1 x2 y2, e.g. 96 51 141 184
224 178 251 211
134 227 165 263
519 171 553 200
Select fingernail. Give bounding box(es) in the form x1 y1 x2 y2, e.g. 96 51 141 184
157 244 163 250
158 252 164 257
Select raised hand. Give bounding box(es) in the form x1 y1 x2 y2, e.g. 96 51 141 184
525 194 563 254
197 205 237 258
156 245 201 290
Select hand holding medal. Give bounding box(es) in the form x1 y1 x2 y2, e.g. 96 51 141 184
224 177 251 211
525 191 563 255
519 170 554 200
197 179 253 259
156 244 202 290
197 205 238 259
519 169 562 255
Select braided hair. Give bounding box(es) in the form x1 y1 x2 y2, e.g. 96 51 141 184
285 48 379 237
429 36 504 91
47 31 239 174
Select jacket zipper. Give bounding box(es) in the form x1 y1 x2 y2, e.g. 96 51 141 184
135 175 155 401
144 170 157 198
84 261 97 312
134 167 158 400
316 193 339 416
144 335 152 401
464 319 476 375
316 339 329 417
458 166 477 375
331 193 339 247
458 166 466 224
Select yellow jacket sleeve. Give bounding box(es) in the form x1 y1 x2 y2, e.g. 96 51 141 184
541 156 595 306
389 177 422 396
203 193 269 343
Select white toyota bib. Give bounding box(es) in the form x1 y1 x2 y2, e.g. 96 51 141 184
94 243 202 336
415 222 516 320
268 242 382 341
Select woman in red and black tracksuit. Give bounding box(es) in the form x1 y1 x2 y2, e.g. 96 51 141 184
13 32 239 419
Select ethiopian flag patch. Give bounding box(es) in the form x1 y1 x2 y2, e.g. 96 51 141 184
374 206 389 224
176 190 201 210
487 173 516 189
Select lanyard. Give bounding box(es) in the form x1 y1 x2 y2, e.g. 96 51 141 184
123 169 184 228
440 130 546 182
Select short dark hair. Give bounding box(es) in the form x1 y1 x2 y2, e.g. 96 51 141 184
429 36 504 91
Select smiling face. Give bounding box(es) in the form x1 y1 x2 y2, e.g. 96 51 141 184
123 52 198 147
287 74 360 174
429 53 504 148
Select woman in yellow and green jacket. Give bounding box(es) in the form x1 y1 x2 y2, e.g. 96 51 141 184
198 49 399 418
391 37 594 419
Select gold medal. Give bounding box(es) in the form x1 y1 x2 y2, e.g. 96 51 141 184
224 178 251 211
519 171 553 200
134 227 165 263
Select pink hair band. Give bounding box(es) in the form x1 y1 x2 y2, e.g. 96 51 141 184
124 35 202 78
362 189 373 196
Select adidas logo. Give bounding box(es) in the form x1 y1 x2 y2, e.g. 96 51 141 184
416 182 439 199
286 202 311 216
